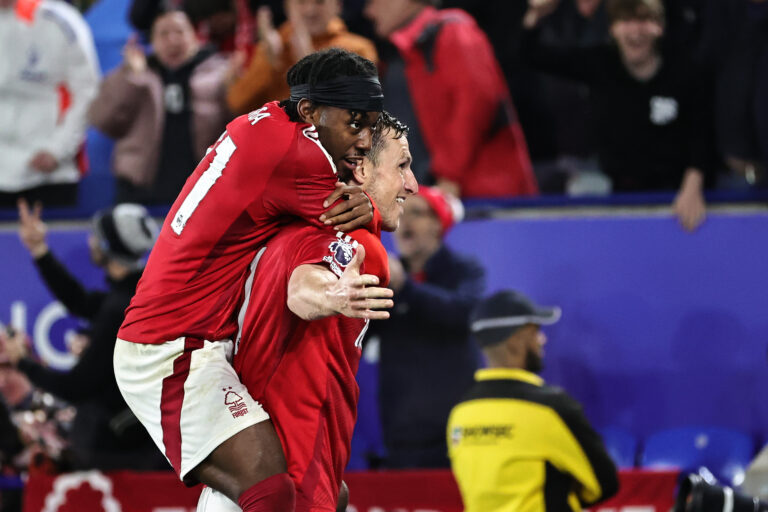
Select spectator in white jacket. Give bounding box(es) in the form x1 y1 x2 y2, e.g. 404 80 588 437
0 0 100 207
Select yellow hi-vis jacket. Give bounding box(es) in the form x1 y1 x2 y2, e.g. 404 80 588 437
447 368 619 512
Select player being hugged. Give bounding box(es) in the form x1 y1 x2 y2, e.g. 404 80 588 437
114 48 388 511
200 111 416 512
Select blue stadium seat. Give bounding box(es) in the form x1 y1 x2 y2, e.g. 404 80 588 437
599 426 638 469
640 427 754 486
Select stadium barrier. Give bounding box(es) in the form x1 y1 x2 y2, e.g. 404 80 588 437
2 206 767 456
21 468 680 512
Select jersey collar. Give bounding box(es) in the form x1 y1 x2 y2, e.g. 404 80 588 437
475 368 544 387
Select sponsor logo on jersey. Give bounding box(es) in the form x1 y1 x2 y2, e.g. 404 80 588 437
323 232 358 277
20 45 46 82
451 424 515 445
223 387 249 418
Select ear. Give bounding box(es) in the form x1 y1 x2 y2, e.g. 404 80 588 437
297 99 316 124
352 158 370 186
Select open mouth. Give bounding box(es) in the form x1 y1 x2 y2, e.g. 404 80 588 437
340 157 362 173
624 37 649 49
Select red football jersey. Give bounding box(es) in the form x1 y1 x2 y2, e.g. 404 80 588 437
233 215 389 511
118 102 340 344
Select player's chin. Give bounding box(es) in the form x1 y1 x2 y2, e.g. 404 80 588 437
382 219 400 232
382 211 401 232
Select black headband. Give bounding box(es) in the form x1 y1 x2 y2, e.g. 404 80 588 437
289 76 384 112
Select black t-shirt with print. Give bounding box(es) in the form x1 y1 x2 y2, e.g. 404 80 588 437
522 30 716 191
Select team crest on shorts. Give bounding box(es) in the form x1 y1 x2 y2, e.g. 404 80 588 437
324 232 358 277
223 387 249 418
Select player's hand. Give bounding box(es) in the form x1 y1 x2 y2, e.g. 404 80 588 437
18 199 49 259
122 34 147 74
29 151 58 173
328 245 394 320
672 169 706 232
257 6 283 67
320 183 374 232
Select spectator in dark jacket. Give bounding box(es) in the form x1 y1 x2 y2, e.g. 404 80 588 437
522 0 717 231
0 200 164 471
364 0 538 199
367 186 485 468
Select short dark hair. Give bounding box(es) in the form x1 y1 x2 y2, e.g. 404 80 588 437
183 0 234 23
367 111 409 168
606 0 664 25
280 48 379 122
150 7 192 33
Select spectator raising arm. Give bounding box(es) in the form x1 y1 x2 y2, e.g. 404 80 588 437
18 200 105 319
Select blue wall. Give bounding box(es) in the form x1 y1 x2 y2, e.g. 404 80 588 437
438 212 768 440
1 210 765 442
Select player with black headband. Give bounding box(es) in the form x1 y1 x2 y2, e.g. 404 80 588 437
113 48 387 512
198 110 416 512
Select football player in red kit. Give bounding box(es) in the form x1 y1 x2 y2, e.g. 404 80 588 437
197 112 416 512
113 49 389 512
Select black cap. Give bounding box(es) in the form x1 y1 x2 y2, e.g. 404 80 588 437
470 290 562 347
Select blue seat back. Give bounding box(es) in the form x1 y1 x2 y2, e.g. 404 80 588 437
599 426 638 469
641 427 754 485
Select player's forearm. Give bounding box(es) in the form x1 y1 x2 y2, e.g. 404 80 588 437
287 265 341 321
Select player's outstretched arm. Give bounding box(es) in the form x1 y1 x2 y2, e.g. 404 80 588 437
287 246 393 321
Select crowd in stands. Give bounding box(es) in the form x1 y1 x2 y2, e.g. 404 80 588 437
0 0 765 216
0 0 767 508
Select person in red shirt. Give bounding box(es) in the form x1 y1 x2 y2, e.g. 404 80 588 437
196 112 417 512
113 48 389 512
364 0 538 199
